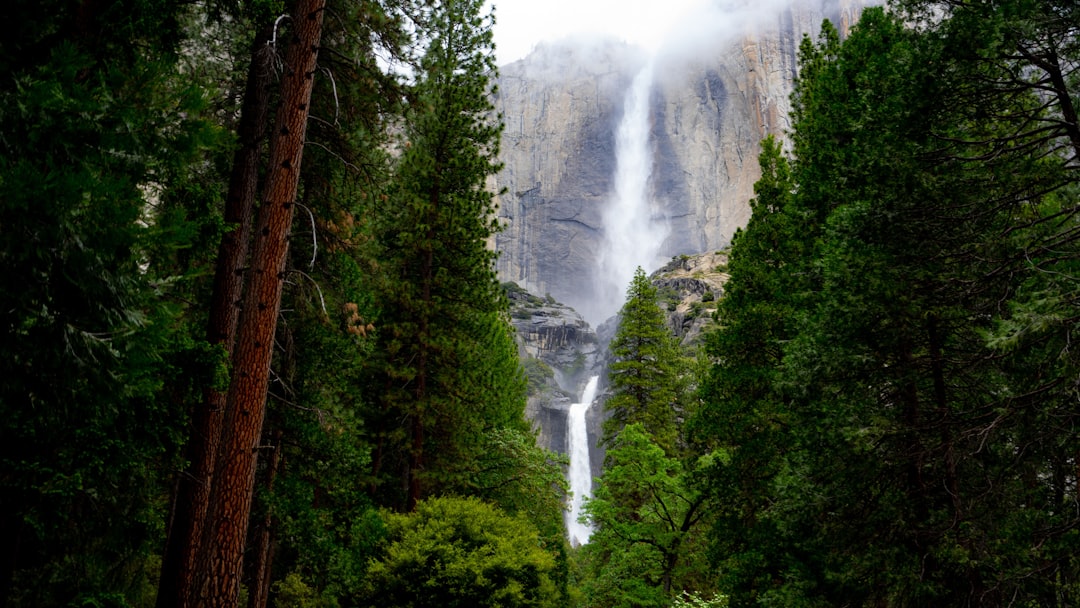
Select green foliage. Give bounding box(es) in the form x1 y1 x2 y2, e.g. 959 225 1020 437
260 282 385 603
361 496 560 608
671 591 728 608
584 268 711 605
581 425 711 606
249 0 413 596
523 357 556 396
697 6 1080 606
366 0 532 510
504 281 548 308
0 0 224 603
575 541 667 608
0 0 564 605
271 572 328 608
605 268 686 455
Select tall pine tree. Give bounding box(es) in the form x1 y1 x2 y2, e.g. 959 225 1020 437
697 8 1080 605
604 267 685 455
367 0 528 511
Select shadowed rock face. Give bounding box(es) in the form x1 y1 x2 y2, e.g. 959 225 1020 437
493 41 638 327
506 285 605 460
507 250 732 478
492 0 866 324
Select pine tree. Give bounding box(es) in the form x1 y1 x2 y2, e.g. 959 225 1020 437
157 15 278 608
693 135 804 607
367 0 527 511
604 267 684 455
697 8 1080 605
584 269 709 604
0 1 220 604
190 1 326 604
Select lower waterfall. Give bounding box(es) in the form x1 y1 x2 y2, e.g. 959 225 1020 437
566 375 600 546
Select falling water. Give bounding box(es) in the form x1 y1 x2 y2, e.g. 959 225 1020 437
590 61 670 325
566 375 600 546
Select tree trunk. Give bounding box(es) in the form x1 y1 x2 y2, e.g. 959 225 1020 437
407 209 438 512
246 430 283 608
192 1 325 604
157 25 274 608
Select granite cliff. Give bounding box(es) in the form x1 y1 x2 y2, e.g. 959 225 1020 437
505 283 607 477
492 0 865 325
506 249 730 479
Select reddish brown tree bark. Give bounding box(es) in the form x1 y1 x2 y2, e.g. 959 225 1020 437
191 0 325 604
157 26 275 608
246 429 283 608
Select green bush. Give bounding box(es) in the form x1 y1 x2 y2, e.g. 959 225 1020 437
361 496 560 608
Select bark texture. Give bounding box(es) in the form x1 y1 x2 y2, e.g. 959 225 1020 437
191 1 325 604
157 26 274 608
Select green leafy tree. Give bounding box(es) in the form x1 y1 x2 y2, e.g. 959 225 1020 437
361 496 560 608
469 428 572 607
580 424 710 606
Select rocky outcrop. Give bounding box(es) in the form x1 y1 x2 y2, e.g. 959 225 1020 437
492 0 866 324
651 250 729 348
506 284 605 464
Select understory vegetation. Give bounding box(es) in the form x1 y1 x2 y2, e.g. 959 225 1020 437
0 0 1077 606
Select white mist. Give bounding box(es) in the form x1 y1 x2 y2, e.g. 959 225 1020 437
566 375 600 546
591 61 669 326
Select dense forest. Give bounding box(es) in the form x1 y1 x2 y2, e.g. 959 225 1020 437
1 0 1078 607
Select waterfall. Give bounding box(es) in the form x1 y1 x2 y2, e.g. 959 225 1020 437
566 375 600 546
588 61 670 326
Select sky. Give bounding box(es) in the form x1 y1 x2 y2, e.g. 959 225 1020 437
487 0 714 66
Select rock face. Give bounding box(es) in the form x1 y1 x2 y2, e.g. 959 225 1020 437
651 251 729 348
492 0 866 324
506 284 606 472
493 41 641 325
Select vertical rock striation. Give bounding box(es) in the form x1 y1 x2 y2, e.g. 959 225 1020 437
492 0 867 324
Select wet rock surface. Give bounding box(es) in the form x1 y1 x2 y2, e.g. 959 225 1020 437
506 283 605 463
492 1 867 320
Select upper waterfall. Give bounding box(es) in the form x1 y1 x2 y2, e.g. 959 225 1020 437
588 62 669 325
493 4 871 318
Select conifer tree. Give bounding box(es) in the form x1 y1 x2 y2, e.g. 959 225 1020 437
582 268 711 605
604 267 684 455
0 1 220 604
697 8 1080 605
367 0 527 511
157 15 278 608
190 1 326 604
